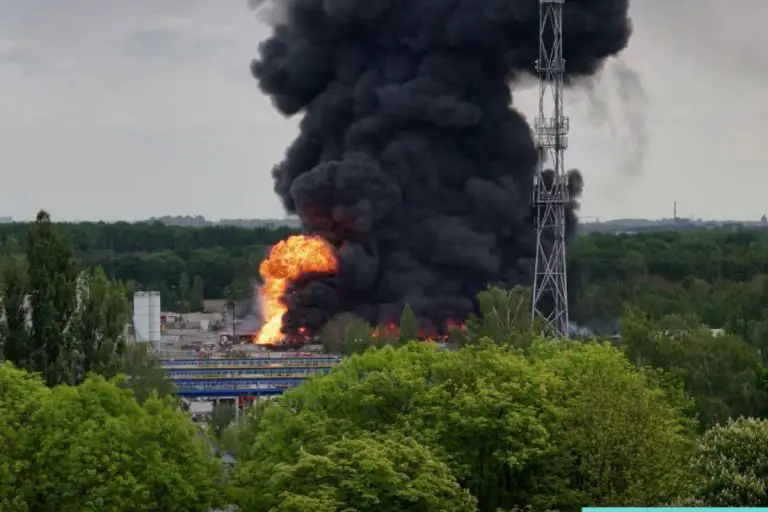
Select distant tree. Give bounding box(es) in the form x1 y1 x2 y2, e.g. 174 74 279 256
178 272 191 313
26 210 77 386
117 342 175 404
226 277 253 307
189 275 205 312
398 304 418 344
462 285 535 348
210 402 236 440
318 312 375 355
620 307 765 429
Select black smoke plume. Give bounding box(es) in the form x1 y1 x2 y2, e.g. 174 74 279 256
251 0 632 335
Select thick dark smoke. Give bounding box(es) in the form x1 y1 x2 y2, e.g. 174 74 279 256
251 0 632 335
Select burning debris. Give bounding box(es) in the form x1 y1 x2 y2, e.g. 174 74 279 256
248 0 632 342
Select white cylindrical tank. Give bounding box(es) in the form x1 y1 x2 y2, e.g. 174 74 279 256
148 291 161 343
133 292 150 342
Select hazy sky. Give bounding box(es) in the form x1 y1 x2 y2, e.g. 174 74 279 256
1 0 767 222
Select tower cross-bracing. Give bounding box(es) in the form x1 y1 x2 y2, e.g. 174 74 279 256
532 0 570 338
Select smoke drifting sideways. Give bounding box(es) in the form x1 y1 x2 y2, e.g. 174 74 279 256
251 0 632 336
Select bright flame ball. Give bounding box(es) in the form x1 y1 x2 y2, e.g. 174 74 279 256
255 235 337 344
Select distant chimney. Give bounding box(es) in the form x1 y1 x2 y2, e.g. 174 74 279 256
673 201 677 221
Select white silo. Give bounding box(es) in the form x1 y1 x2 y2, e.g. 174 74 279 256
148 291 162 343
133 291 161 342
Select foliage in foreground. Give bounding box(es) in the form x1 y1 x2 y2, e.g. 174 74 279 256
688 417 768 506
230 341 696 512
0 362 222 512
264 432 476 512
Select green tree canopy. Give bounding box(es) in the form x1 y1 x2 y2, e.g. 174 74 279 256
688 417 768 506
232 341 695 511
0 362 222 512
620 307 765 428
238 431 475 512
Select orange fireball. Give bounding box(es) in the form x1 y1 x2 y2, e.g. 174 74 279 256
255 235 337 344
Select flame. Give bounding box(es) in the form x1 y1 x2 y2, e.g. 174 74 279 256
255 235 337 344
372 318 467 342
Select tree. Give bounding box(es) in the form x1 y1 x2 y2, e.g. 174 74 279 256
210 402 236 440
117 342 176 404
0 237 29 367
237 432 476 512
462 286 535 347
0 364 223 511
72 266 129 378
0 362 49 512
688 417 768 506
178 272 191 312
189 275 205 312
1 213 131 386
620 307 765 429
527 341 696 508
232 341 695 511
26 210 78 386
318 312 375 355
398 304 418 344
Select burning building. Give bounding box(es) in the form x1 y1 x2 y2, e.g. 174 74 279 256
249 0 633 343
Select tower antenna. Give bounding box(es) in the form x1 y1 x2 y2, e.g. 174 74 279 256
532 0 569 338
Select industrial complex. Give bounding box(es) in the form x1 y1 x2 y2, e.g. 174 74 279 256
130 289 341 417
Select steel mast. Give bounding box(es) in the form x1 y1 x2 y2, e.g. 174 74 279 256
532 0 569 338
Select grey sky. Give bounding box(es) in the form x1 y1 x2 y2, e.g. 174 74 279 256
0 0 766 222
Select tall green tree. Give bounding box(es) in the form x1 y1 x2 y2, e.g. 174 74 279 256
398 304 418 344
0 237 29 367
26 210 77 386
189 275 205 312
1 212 131 386
178 272 191 313
72 266 129 377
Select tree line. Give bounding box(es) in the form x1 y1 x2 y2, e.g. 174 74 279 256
570 229 768 356
2 219 768 324
0 220 293 310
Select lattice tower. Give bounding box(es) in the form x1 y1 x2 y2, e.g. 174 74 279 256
531 0 570 338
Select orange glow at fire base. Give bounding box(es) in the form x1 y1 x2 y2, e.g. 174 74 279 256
255 235 337 344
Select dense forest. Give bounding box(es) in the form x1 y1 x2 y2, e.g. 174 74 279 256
0 221 296 311
1 220 767 331
4 212 768 510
